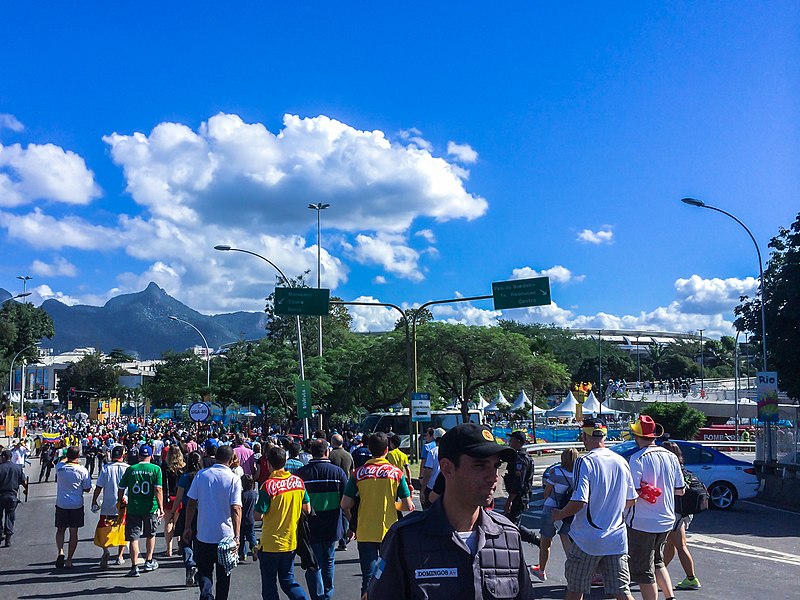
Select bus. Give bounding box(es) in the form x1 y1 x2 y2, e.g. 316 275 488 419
358 409 482 452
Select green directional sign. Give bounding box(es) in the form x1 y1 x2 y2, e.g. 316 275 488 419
274 287 330 316
295 379 313 419
492 277 551 310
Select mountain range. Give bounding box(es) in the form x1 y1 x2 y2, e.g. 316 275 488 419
0 283 268 359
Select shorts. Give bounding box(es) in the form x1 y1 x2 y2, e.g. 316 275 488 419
540 506 571 538
564 543 631 596
125 513 160 541
627 527 669 584
55 506 85 529
672 513 693 532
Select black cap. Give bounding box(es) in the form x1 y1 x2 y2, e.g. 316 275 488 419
439 423 517 463
111 445 126 459
509 430 527 443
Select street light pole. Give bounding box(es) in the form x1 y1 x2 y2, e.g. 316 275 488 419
681 197 771 458
308 203 330 359
215 244 309 438
598 330 603 416
169 316 211 388
16 275 32 301
636 334 641 391
698 328 705 393
1 292 31 306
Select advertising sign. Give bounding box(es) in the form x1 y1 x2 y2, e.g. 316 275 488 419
756 371 779 422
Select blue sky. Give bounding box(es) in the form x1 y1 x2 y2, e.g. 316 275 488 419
1 2 798 338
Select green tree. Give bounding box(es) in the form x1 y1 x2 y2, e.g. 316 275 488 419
106 348 135 364
56 353 119 409
641 401 706 440
143 351 208 407
0 302 55 381
735 211 800 400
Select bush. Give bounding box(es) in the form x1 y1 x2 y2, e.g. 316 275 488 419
641 401 706 440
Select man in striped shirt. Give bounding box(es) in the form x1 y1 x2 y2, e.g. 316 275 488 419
297 439 348 600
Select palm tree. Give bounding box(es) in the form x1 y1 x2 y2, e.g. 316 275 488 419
646 344 668 378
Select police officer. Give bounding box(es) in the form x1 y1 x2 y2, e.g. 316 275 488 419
0 448 28 547
367 423 535 599
503 431 540 547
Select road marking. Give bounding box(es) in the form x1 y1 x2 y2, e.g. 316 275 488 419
741 500 800 516
687 533 800 567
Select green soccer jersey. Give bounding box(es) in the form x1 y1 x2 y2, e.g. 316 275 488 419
119 462 163 515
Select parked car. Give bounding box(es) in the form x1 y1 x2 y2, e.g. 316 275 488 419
611 439 758 510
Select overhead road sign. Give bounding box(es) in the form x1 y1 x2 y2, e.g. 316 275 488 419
492 277 551 310
274 287 330 316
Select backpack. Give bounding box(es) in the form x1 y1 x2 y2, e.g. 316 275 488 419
676 467 709 515
520 452 535 495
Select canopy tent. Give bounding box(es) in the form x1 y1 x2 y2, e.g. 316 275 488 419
581 391 627 416
546 391 579 416
471 394 490 410
511 390 530 411
484 390 508 412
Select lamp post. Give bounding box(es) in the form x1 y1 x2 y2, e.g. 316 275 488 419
214 244 309 438
597 330 603 416
635 334 641 392
9 344 36 415
16 275 32 301
169 316 211 389
681 197 770 458
734 330 742 438
308 203 330 359
1 292 31 306
698 328 705 394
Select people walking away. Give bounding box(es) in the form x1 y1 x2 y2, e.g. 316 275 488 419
503 430 540 547
661 441 701 591
183 444 242 600
341 431 414 596
419 428 445 509
54 446 92 568
239 475 258 561
118 444 164 577
39 442 56 482
92 445 129 568
162 444 185 557
255 445 311 600
297 438 348 600
0 449 28 547
385 435 412 489
552 419 637 600
350 434 372 469
173 451 203 586
366 423 535 600
328 434 353 551
84 439 98 480
531 448 578 582
624 416 684 600
285 443 305 474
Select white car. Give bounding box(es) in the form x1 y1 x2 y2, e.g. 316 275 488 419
612 439 759 510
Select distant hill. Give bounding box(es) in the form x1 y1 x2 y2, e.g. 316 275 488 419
2 283 268 359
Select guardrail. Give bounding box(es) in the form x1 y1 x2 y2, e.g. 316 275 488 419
522 440 756 455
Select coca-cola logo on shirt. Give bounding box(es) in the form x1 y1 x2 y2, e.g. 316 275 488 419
265 475 305 496
354 463 402 482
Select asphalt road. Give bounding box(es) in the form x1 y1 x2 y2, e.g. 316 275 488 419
0 457 798 599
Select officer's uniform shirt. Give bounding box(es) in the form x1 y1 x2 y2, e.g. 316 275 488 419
368 499 535 599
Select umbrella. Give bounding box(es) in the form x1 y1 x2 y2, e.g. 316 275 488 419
75 412 89 420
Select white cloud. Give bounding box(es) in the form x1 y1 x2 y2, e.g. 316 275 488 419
0 142 100 207
0 114 24 132
31 284 81 306
30 257 78 277
105 114 487 234
433 303 502 327
0 209 120 250
511 265 585 284
415 229 436 243
348 296 402 332
577 227 614 244
397 128 433 151
674 275 757 315
447 141 478 164
373 275 387 284
346 233 424 281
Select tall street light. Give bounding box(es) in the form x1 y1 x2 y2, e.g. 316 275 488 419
308 203 330 358
169 316 211 388
681 197 770 457
16 275 32 302
698 328 705 394
214 244 309 438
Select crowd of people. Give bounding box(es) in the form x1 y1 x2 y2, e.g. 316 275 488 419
0 411 705 599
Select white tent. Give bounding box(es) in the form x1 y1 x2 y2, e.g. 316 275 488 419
582 391 602 413
546 391 579 416
511 390 530 411
484 390 508 412
471 394 490 410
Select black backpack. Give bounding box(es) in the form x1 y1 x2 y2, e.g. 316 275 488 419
677 468 709 515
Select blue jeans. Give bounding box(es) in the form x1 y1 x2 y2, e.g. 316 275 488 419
304 541 336 600
357 541 381 594
196 540 230 600
239 523 257 559
258 550 308 600
181 539 196 571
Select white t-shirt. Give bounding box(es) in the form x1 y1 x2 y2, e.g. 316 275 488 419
568 447 636 556
625 446 685 533
12 446 30 466
151 439 164 457
55 461 92 510
424 446 440 491
187 464 243 544
542 464 574 509
96 461 130 516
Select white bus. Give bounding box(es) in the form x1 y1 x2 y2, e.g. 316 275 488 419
358 409 482 451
